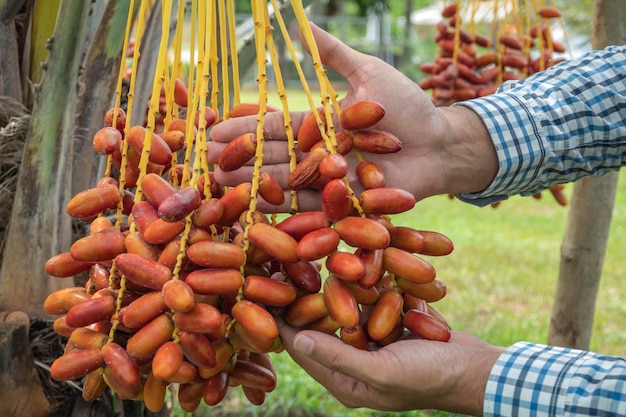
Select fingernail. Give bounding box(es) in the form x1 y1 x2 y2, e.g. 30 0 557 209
294 334 314 355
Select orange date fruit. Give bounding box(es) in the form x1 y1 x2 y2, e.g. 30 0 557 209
219 133 257 172
178 381 204 412
103 107 126 131
357 248 385 289
502 51 529 69
537 6 561 18
229 102 280 118
50 348 104 381
82 368 107 402
70 228 126 262
126 313 174 359
323 275 360 330
102 342 140 392
416 230 454 256
319 152 349 179
352 130 402 154
159 129 186 152
257 171 285 206
198 339 235 379
326 251 366 282
441 3 457 17
178 330 217 368
115 253 172 290
499 34 524 50
321 178 351 223
296 227 340 261
248 222 299 263
231 299 279 341
367 290 403 341
287 147 328 191
306 314 342 334
140 173 176 208
45 252 93 278
359 187 416 215
173 302 222 334
158 187 201 223
297 107 326 152
53 316 75 337
396 278 447 303
276 211 330 241
44 287 91 315
152 341 184 380
92 126 123 155
191 198 224 229
65 293 116 328
334 216 391 250
125 231 160 261
184 268 244 295
284 293 329 328
187 240 246 269
229 359 277 392
403 308 451 342
230 322 276 354
143 371 169 412
162 279 195 313
339 100 385 131
242 275 297 307
130 200 159 235
167 360 199 384
126 125 172 165
66 185 120 220
389 226 426 253
121 291 167 329
315 130 353 155
172 77 189 108
142 218 186 245
282 260 322 293
343 280 380 306
242 385 266 406
356 160 386 190
217 182 252 226
68 327 108 350
382 247 436 284
203 372 230 406
340 326 369 350
102 364 140 400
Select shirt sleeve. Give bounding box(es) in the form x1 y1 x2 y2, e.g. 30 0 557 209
454 45 626 207
483 342 626 416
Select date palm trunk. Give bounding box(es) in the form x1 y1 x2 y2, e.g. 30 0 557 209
548 0 626 349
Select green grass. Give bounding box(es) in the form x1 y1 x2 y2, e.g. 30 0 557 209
182 87 626 416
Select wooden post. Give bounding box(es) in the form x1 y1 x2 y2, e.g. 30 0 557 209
548 0 626 349
0 320 51 417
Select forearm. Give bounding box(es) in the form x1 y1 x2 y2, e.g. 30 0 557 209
436 105 498 198
452 45 626 206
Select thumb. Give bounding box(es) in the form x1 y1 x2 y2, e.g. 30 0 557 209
290 329 375 383
301 22 365 82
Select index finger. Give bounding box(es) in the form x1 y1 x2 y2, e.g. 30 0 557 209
210 109 307 143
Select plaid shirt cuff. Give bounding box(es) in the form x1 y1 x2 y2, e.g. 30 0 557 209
484 342 626 416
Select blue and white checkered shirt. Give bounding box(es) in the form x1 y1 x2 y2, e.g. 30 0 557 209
484 342 626 416
456 45 626 207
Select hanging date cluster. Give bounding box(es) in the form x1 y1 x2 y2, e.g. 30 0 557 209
419 3 566 107
44 88 454 411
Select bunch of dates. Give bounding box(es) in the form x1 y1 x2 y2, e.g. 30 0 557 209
419 3 565 106
44 96 454 412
